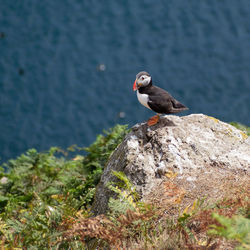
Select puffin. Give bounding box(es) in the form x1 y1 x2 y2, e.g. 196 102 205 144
133 71 188 126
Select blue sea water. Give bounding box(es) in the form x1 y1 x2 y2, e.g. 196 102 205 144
0 0 250 163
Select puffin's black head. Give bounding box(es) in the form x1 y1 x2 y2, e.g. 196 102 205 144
133 71 152 91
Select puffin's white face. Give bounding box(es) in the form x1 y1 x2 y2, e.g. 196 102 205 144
133 72 152 91
136 74 151 88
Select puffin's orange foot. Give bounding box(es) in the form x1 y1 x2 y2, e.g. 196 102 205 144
147 115 160 126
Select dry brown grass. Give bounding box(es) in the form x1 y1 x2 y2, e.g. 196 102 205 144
59 173 249 249
62 208 155 249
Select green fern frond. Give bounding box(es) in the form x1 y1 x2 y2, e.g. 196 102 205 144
107 171 142 216
209 213 250 249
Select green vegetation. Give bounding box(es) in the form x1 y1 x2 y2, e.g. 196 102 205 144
0 124 129 249
209 214 250 249
0 122 249 249
65 171 156 249
230 122 250 136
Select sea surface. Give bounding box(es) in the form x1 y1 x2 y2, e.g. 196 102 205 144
0 0 250 163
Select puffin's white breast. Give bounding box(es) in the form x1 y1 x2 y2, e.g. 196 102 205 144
137 91 151 110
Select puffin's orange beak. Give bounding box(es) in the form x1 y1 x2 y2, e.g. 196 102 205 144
133 80 137 91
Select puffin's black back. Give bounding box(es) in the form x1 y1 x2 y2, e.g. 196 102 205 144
139 84 188 114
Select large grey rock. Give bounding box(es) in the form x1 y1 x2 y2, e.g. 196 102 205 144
92 114 250 215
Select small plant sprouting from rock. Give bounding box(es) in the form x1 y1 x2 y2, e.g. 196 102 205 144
230 122 250 136
107 171 139 215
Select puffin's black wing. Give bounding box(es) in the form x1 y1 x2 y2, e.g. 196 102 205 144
147 86 188 114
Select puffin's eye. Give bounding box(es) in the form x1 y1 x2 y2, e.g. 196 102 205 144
141 77 145 80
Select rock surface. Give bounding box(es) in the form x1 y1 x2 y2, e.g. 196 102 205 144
92 114 250 215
